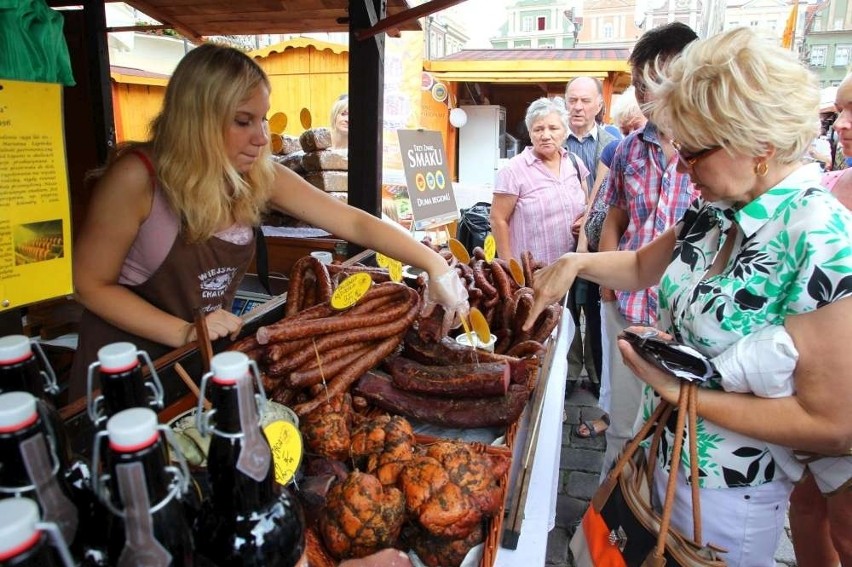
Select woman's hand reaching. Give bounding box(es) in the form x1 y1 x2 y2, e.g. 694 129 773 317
421 268 470 337
183 308 244 345
523 254 579 331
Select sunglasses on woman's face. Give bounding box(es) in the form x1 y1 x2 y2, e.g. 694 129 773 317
671 141 723 168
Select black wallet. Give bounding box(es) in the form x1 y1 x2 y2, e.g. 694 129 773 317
618 329 718 383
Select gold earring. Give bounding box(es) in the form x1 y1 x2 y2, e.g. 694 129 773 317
754 162 769 177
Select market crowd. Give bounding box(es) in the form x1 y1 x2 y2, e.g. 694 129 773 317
62 16 852 567
495 22 852 567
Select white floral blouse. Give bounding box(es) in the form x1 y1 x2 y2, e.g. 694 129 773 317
641 164 852 489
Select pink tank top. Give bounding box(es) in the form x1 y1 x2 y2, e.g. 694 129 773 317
119 152 252 285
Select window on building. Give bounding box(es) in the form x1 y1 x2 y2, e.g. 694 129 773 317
603 23 613 39
522 16 533 32
833 19 844 31
809 45 828 67
539 38 555 48
750 20 759 27
813 19 822 32
537 16 546 31
835 45 851 67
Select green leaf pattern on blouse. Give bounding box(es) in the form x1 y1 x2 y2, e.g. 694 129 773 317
643 174 852 489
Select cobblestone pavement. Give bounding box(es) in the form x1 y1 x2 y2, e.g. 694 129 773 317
544 381 799 567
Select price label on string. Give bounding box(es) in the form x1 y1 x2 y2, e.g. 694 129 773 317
263 420 302 486
483 234 496 263
330 272 372 310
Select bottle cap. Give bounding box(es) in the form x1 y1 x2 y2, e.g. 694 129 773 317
0 335 33 365
210 351 249 385
0 498 41 561
97 342 138 373
107 407 158 452
0 391 38 432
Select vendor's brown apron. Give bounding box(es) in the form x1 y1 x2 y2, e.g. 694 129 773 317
68 158 255 402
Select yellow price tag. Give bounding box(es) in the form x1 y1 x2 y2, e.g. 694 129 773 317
483 234 496 263
509 258 526 287
263 420 303 486
448 238 471 264
388 259 403 283
469 307 492 344
375 253 390 268
330 272 373 310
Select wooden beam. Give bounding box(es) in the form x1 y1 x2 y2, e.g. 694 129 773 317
122 0 203 42
355 0 466 40
347 0 385 246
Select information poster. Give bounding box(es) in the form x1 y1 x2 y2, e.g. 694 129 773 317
0 79 73 311
397 129 459 230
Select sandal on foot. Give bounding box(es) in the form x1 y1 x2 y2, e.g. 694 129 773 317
575 411 610 439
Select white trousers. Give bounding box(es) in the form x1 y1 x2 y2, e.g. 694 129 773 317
652 460 792 567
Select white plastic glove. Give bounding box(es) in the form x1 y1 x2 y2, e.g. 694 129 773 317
710 325 798 398
421 269 470 337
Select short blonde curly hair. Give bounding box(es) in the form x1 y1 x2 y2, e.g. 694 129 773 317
646 27 820 164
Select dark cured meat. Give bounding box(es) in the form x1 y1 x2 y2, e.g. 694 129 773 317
403 330 530 385
293 335 403 417
505 339 546 359
257 283 415 345
385 356 509 397
355 370 529 428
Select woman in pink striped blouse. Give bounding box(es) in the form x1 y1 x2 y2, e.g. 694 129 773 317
491 97 589 265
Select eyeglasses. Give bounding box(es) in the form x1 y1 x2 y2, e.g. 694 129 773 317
671 141 723 168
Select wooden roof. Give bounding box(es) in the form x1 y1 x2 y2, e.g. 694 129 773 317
425 48 631 85
116 0 420 40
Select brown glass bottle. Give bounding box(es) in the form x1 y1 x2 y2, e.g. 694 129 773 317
0 392 80 554
0 497 75 567
94 407 195 566
192 352 305 567
86 342 164 427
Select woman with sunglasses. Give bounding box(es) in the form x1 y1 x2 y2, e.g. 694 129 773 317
525 28 852 566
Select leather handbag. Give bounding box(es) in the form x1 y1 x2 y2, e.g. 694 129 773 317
570 381 727 566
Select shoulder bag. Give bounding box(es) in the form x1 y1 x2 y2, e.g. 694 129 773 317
570 380 727 566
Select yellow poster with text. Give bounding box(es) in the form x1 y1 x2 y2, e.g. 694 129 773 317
0 79 73 311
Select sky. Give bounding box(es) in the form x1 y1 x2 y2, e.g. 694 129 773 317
445 0 512 48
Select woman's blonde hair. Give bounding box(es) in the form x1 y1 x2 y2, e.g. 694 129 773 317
330 95 349 149
646 27 819 164
147 43 273 242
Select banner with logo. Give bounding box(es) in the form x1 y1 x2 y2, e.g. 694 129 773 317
397 129 459 230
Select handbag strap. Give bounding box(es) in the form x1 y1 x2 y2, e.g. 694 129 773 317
591 381 705 560
591 399 669 512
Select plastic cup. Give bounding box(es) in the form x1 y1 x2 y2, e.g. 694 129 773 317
455 332 497 353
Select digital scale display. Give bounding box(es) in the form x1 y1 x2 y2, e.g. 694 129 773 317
230 297 266 317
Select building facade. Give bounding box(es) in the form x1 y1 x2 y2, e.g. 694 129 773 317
489 0 579 49
800 0 852 87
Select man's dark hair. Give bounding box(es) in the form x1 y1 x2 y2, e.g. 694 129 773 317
628 22 698 68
